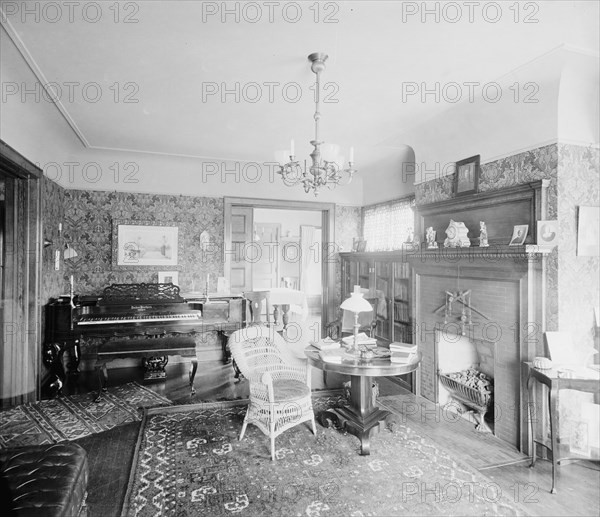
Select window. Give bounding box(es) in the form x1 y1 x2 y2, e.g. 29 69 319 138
362 197 415 251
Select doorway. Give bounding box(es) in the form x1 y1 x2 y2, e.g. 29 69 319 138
224 198 335 336
0 141 43 406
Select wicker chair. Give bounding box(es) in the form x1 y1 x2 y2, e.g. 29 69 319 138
229 325 316 460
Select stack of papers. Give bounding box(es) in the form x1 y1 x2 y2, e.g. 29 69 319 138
312 338 341 351
342 332 377 347
319 349 344 363
389 342 418 364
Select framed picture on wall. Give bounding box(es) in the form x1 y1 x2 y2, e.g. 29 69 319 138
454 155 480 196
537 220 558 247
112 219 182 270
577 206 600 257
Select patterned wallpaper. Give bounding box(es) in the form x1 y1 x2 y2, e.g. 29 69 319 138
62 190 225 295
415 144 559 211
415 142 599 351
52 190 363 304
334 205 362 305
557 143 599 352
41 178 67 303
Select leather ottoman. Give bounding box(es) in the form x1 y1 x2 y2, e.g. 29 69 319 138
0 443 88 517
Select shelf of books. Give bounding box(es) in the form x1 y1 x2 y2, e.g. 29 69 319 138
339 251 415 392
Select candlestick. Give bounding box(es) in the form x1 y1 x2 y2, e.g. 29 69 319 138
69 275 75 308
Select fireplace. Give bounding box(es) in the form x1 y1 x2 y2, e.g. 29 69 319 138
436 330 495 432
409 180 551 452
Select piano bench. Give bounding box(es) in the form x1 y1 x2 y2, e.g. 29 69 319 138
95 337 198 401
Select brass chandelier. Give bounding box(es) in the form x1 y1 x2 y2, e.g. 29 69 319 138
276 53 356 196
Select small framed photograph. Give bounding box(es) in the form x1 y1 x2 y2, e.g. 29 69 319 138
357 240 367 252
454 155 480 196
509 224 528 246
158 271 179 286
537 220 558 247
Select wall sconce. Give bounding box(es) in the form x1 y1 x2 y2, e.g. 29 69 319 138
43 239 53 248
64 243 78 260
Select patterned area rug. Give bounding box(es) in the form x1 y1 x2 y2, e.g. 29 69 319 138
0 382 171 449
122 397 525 516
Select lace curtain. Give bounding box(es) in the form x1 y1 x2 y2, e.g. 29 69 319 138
363 197 415 251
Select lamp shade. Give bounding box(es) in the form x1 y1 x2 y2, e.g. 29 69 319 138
340 285 373 313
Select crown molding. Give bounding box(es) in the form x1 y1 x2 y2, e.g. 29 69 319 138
0 12 89 147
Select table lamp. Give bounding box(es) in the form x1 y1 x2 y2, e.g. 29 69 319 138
340 285 374 358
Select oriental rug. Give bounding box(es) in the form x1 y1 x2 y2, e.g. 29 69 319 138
0 382 171 449
122 397 526 516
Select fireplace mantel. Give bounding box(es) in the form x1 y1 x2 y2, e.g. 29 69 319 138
406 243 553 261
409 181 552 452
415 179 550 247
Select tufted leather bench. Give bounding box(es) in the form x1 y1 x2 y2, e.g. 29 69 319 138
0 443 88 517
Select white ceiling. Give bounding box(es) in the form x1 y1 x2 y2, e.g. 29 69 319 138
1 1 599 184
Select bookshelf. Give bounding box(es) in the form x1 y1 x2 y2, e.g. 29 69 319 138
339 251 414 391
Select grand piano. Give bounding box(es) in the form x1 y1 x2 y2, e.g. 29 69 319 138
44 283 245 399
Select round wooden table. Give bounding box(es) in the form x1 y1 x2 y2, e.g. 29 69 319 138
305 347 421 455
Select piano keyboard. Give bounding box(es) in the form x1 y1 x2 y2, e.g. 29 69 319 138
77 312 202 325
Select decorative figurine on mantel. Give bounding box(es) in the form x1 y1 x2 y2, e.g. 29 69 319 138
405 227 414 244
426 227 438 249
479 221 489 247
443 220 471 248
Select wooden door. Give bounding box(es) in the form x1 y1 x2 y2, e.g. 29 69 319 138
253 222 280 289
0 146 42 407
229 206 253 293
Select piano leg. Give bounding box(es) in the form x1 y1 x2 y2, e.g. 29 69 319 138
189 358 198 396
67 339 81 375
42 342 66 398
94 363 108 403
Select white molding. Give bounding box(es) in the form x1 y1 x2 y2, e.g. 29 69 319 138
0 12 89 147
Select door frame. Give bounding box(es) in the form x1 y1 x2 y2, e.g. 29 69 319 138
224 197 336 333
0 140 43 406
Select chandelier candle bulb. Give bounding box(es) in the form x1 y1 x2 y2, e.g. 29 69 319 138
290 139 295 157
349 147 354 163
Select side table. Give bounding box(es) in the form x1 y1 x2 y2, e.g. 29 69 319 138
525 361 600 494
306 347 421 455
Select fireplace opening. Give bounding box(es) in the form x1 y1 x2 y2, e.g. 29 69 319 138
436 329 496 433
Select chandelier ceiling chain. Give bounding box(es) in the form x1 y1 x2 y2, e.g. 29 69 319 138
277 53 356 196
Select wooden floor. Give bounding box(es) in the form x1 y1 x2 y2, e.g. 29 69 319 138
60 361 599 517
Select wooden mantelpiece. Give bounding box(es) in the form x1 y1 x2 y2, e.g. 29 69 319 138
409 180 551 453
415 180 550 246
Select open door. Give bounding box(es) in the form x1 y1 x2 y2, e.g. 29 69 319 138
253 222 281 289
229 206 253 293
